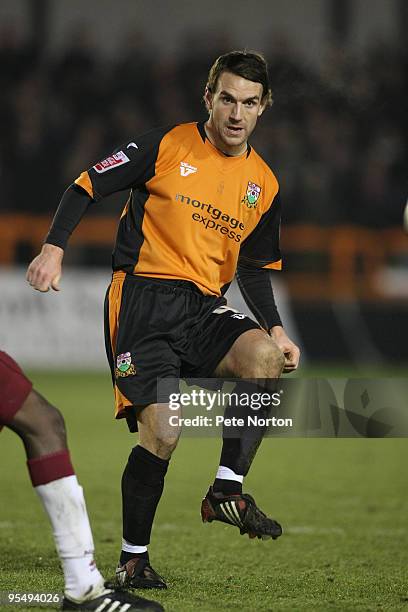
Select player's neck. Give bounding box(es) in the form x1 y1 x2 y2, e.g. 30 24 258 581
204 120 247 157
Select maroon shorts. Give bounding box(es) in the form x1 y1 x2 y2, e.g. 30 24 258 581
0 351 33 425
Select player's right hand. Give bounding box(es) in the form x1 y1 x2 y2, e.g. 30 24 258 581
26 243 64 292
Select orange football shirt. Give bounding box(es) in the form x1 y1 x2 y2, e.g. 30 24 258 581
75 122 281 296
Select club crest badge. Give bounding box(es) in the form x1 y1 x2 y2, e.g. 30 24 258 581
241 181 261 209
115 352 136 377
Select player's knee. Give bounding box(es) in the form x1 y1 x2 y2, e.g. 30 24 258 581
11 389 67 447
242 340 285 378
30 391 66 439
138 404 181 460
42 402 67 444
153 431 180 460
268 343 285 376
140 425 181 460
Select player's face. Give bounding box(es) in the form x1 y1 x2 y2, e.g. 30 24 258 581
204 71 266 156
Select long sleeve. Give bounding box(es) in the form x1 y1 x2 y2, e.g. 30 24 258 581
45 184 93 249
45 125 175 249
237 189 283 329
236 263 282 330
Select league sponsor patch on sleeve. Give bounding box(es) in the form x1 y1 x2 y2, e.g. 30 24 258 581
93 151 130 173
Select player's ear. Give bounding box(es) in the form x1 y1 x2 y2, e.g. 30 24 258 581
258 99 267 117
204 85 213 112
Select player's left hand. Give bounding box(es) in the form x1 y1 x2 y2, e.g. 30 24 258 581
269 326 300 373
26 243 64 292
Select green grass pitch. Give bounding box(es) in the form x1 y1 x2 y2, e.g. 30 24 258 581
1 371 407 611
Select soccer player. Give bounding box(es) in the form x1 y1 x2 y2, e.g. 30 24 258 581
27 50 300 589
0 351 163 611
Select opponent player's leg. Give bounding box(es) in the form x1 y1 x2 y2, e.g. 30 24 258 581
117 402 181 590
1 354 162 610
6 385 106 601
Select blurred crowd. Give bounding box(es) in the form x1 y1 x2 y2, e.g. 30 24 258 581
0 23 407 228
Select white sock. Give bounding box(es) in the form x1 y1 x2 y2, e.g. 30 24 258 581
122 539 148 555
35 475 104 600
216 466 244 483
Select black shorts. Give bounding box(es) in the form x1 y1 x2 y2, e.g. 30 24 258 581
104 273 260 428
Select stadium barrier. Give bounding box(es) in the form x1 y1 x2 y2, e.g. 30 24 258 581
0 268 109 368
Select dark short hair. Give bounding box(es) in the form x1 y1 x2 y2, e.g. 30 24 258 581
207 50 273 106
